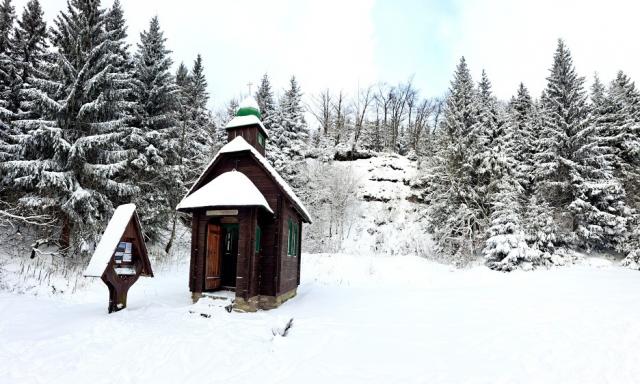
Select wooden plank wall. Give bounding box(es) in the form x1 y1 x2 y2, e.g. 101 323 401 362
258 209 278 297
189 212 209 293
227 125 265 156
278 202 301 295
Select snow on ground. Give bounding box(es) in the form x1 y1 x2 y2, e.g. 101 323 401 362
2 253 640 384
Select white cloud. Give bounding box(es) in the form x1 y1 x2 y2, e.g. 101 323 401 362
447 0 640 99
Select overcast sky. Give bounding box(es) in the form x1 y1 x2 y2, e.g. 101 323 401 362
13 0 640 109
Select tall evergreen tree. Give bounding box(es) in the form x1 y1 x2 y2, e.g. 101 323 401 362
281 76 307 133
536 40 626 251
130 16 181 242
255 73 276 129
506 83 537 191
268 75 308 180
105 0 130 74
425 57 484 265
596 71 640 266
0 0 137 253
187 55 207 109
482 78 543 270
9 0 49 121
606 71 640 205
175 62 188 88
0 0 14 165
0 0 12 53
176 54 215 184
0 0 16 119
166 56 215 252
470 70 502 203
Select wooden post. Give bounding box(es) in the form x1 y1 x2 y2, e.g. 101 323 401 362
102 269 141 313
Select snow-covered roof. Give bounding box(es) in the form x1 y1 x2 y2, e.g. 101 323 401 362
84 204 137 277
182 136 312 223
177 170 273 213
225 115 268 136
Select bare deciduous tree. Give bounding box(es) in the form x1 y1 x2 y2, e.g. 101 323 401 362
353 85 373 150
332 90 349 145
309 89 333 136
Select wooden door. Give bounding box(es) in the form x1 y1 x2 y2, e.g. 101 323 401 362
205 224 222 290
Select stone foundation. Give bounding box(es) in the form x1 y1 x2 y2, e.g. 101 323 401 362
234 288 298 312
192 288 298 311
191 291 203 303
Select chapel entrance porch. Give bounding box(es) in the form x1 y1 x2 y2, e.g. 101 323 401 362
205 219 240 292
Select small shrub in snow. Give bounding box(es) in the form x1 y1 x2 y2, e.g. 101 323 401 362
621 250 640 270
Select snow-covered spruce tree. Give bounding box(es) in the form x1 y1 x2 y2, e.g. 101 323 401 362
217 97 238 127
164 56 215 253
1 0 49 180
425 57 485 266
268 76 309 182
175 63 188 89
599 71 640 267
604 72 640 206
482 79 545 271
186 55 216 157
522 193 559 256
0 0 16 120
265 102 287 167
175 55 215 185
105 0 130 74
0 0 15 166
504 84 558 257
0 0 12 53
535 40 627 253
0 0 137 253
9 0 49 122
215 96 238 140
225 98 239 120
570 74 629 252
506 83 537 192
484 178 542 271
130 16 181 243
470 70 502 202
255 73 276 130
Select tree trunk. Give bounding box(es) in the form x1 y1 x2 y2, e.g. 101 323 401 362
60 214 71 255
165 213 177 254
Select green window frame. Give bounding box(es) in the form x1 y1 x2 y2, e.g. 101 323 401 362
255 225 261 253
287 219 299 257
257 132 265 147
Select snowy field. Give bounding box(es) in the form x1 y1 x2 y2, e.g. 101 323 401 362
1 254 640 384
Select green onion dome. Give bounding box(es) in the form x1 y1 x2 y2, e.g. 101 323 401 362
236 96 261 119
